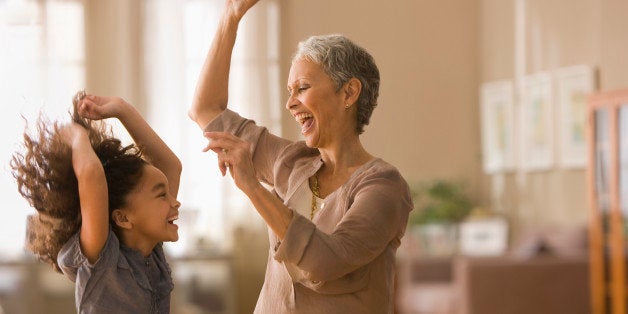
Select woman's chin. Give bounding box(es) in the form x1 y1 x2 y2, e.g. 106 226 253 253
304 134 320 148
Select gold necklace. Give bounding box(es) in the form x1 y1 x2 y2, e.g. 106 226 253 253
310 171 320 220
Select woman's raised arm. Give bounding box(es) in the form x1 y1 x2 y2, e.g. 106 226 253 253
188 0 260 129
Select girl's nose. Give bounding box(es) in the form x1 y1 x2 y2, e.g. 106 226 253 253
170 195 181 209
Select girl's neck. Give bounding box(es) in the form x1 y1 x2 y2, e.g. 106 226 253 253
116 230 158 257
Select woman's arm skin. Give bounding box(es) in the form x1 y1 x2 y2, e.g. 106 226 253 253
78 95 182 198
194 0 293 238
188 0 260 129
60 124 109 264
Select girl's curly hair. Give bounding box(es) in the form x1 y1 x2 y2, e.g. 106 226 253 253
11 91 147 273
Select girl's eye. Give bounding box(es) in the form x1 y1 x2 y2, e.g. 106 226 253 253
158 193 167 198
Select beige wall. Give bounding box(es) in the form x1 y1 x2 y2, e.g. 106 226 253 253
480 0 628 231
279 0 483 201
280 0 628 232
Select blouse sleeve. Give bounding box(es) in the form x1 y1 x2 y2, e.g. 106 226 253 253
203 109 292 186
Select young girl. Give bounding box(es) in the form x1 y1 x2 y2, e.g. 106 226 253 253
11 91 182 313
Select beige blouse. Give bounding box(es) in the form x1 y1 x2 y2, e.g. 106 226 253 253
204 109 413 314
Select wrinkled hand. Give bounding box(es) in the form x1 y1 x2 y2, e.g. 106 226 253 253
202 132 259 193
77 95 127 121
225 0 260 21
58 122 88 147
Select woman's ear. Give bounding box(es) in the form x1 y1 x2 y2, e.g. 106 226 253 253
343 78 362 108
111 209 132 230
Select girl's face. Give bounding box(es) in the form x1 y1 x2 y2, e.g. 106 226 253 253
286 58 351 148
122 165 180 245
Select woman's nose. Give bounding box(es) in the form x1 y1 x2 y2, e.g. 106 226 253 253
285 95 298 110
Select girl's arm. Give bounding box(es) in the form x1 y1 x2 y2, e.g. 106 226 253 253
188 0 260 130
78 95 182 198
60 124 109 264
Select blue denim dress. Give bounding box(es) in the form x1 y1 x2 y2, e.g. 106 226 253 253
58 228 174 313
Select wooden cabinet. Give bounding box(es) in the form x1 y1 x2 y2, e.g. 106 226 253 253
588 89 628 314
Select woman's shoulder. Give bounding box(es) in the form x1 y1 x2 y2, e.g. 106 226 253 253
360 158 405 179
351 158 410 191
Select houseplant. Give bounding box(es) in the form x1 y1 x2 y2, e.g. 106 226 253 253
409 180 474 257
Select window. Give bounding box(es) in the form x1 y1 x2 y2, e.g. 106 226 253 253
1 0 280 259
0 0 85 258
140 0 281 256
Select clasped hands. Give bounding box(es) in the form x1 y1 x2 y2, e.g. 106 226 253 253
203 132 258 193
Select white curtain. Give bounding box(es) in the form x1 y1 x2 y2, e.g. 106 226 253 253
0 0 280 259
143 0 281 256
0 0 86 258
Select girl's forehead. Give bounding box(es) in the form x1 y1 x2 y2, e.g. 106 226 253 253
134 165 167 192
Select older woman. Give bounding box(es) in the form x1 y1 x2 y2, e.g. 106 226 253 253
188 0 413 313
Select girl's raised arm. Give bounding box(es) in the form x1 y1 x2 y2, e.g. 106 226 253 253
78 95 182 198
60 123 109 264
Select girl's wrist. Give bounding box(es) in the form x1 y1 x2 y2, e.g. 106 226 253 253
73 128 89 143
114 99 135 121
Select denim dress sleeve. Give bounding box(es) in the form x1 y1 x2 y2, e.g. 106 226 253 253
57 227 120 308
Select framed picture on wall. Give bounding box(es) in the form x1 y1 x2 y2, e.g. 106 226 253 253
480 80 516 174
555 65 596 168
520 72 553 171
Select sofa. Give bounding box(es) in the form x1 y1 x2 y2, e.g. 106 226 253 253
454 255 589 314
396 225 590 314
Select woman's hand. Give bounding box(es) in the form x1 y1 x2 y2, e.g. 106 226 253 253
224 0 260 21
203 131 260 193
77 95 127 121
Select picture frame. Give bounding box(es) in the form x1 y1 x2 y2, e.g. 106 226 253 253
520 72 553 171
480 80 516 174
555 65 596 168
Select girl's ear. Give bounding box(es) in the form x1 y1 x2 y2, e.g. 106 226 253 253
111 209 132 230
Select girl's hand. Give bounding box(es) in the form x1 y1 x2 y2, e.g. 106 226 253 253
202 131 260 193
77 95 127 121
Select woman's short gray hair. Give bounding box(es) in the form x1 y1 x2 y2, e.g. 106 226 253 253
293 34 380 135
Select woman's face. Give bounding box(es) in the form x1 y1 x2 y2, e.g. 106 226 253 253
286 58 350 148
121 164 180 244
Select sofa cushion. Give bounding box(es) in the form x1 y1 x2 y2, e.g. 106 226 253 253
510 225 587 259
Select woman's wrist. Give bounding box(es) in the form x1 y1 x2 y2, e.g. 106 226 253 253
220 10 242 32
242 180 265 199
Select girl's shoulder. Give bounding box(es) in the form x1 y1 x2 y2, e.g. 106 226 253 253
57 227 121 280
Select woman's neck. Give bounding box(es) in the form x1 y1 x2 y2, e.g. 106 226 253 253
318 139 373 174
315 138 374 198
